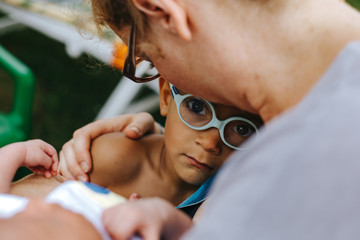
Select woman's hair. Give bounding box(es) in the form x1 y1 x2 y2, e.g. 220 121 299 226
90 0 148 39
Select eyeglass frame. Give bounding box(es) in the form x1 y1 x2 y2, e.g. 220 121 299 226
169 83 258 150
123 24 161 83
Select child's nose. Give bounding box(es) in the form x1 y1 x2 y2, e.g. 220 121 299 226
195 128 222 155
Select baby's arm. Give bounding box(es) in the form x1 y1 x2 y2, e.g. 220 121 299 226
0 140 58 193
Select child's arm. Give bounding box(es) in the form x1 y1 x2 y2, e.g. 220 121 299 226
0 140 58 193
59 112 162 181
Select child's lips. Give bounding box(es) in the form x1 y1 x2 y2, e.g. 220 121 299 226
185 154 214 171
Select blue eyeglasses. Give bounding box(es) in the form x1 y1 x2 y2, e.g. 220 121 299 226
170 83 258 150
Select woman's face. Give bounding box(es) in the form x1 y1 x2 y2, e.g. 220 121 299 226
113 23 238 108
145 26 228 105
110 0 291 118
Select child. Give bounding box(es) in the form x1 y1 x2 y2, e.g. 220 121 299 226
8 77 263 216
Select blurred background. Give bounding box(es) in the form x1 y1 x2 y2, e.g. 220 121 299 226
0 0 359 179
0 0 164 153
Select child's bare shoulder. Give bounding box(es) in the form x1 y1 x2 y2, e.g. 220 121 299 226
90 132 163 161
89 132 164 185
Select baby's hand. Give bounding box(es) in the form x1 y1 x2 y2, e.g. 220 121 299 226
22 140 59 179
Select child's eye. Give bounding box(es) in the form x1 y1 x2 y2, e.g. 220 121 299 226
232 124 255 137
184 98 208 116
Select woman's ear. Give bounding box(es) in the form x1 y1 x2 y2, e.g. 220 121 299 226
158 77 172 116
132 0 192 41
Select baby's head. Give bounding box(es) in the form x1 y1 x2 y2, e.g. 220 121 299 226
158 77 263 186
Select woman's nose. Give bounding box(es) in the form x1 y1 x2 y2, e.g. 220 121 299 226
195 128 222 155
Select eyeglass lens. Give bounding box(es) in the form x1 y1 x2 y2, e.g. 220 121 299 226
132 60 159 79
180 97 213 127
123 25 160 82
223 120 256 147
179 96 256 148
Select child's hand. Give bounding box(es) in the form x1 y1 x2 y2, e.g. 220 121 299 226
59 112 159 181
22 140 59 179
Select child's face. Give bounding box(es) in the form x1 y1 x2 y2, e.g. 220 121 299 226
159 78 262 186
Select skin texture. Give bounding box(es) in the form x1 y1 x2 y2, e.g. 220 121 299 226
0 199 101 240
3 79 261 239
102 197 193 240
119 0 360 122
91 0 360 239
0 140 58 194
10 79 261 207
0 142 99 240
5 0 359 239
59 112 161 181
11 175 63 198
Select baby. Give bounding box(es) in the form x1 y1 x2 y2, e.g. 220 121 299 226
0 140 124 239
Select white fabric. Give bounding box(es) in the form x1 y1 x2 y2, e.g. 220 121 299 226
0 194 28 218
184 41 360 240
0 181 126 240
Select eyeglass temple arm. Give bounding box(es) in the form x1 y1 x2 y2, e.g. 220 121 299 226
124 25 161 83
124 25 137 75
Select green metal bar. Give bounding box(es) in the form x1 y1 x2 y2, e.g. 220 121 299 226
0 45 35 146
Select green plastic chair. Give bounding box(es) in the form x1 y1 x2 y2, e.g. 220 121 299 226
0 45 35 148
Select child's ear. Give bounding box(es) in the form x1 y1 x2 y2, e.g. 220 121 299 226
132 0 191 41
158 77 172 116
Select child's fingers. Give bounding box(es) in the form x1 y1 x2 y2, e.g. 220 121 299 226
44 171 52 179
27 155 55 176
124 112 156 139
52 156 59 174
52 169 58 177
31 168 43 176
59 150 89 181
37 153 56 170
39 141 59 175
31 168 52 179
41 143 58 164
73 137 92 173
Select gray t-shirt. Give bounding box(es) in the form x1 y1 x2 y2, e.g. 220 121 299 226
184 41 360 240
